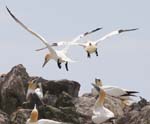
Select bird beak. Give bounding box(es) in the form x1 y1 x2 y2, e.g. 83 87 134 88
91 83 100 92
42 60 48 68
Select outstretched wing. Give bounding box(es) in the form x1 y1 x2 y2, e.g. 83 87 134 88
62 27 102 54
35 27 102 51
95 28 138 45
6 6 56 55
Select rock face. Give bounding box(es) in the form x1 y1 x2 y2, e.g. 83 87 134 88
0 64 29 114
117 97 150 124
0 110 10 124
0 64 149 124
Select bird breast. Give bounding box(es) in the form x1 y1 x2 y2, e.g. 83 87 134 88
85 45 97 53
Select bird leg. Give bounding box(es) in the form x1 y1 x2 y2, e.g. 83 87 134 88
87 51 91 58
65 62 69 71
57 59 61 69
95 49 98 56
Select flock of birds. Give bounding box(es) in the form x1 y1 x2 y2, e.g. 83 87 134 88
5 5 139 124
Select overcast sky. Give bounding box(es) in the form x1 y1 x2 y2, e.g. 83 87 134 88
0 0 150 99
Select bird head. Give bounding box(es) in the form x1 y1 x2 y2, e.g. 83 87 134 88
95 78 103 87
26 79 37 100
42 53 52 67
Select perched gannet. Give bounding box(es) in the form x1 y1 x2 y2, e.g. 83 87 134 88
35 82 44 100
26 79 38 100
74 28 138 58
92 78 139 105
26 79 43 100
26 104 63 124
91 83 115 124
6 7 101 71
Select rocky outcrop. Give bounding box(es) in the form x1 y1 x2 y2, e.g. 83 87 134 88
0 64 81 124
0 64 29 114
117 97 150 124
0 64 149 124
0 110 10 124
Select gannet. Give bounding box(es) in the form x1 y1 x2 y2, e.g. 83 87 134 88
92 78 139 105
6 7 101 71
35 82 44 100
91 83 115 124
35 27 102 51
26 104 63 124
26 79 43 100
74 28 138 58
26 79 38 100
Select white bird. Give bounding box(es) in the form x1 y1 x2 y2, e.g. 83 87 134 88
26 79 38 100
91 83 115 124
35 28 102 51
92 78 139 105
26 104 64 124
26 79 44 100
6 7 102 71
35 82 44 100
74 28 138 58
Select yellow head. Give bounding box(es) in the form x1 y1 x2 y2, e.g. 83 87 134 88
26 79 37 100
30 104 38 122
42 53 52 67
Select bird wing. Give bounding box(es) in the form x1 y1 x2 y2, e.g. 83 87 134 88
57 51 76 63
60 28 102 54
102 86 126 97
95 28 138 45
35 27 102 52
6 6 57 56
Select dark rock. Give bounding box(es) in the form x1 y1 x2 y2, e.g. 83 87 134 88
55 91 74 108
0 110 10 124
22 93 44 109
10 109 31 124
117 99 150 124
35 77 80 97
1 64 150 124
0 64 29 114
39 105 81 124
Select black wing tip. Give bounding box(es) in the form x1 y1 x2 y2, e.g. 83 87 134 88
92 27 103 32
51 43 58 46
119 28 139 33
84 27 103 36
6 6 10 12
127 91 139 94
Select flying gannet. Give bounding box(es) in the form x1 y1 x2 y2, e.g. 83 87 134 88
26 104 64 124
91 83 115 124
92 78 139 105
74 28 138 58
6 7 102 71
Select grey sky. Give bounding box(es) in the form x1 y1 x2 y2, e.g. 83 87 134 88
0 0 150 99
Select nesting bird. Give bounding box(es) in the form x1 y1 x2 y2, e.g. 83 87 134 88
92 78 139 105
26 79 43 101
91 83 115 124
26 104 63 124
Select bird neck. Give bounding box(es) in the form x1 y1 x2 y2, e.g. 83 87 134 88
95 90 106 108
26 89 35 100
29 105 38 123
